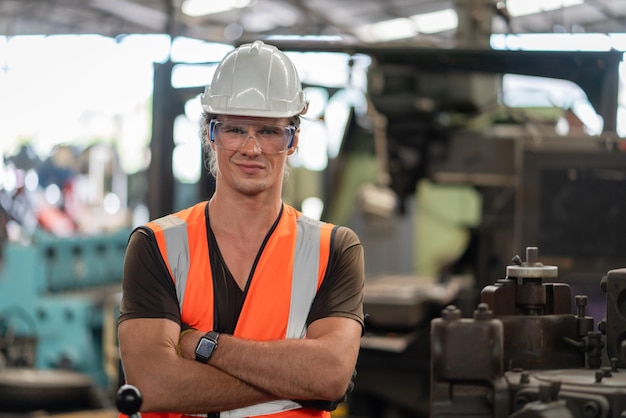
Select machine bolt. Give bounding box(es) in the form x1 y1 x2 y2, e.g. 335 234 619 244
576 295 588 317
595 370 603 383
549 381 561 400
520 371 530 384
512 254 523 265
441 305 461 320
526 247 539 265
588 332 604 369
538 384 552 403
473 303 493 320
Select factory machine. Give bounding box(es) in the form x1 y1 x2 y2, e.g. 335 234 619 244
249 39 626 418
431 247 626 417
0 229 129 412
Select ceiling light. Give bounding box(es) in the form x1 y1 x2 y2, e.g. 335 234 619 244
410 9 458 34
506 0 584 17
182 0 252 17
356 18 416 43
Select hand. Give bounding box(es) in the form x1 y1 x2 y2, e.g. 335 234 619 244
294 369 356 411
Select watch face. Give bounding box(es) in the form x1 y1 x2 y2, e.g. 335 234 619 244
196 337 217 361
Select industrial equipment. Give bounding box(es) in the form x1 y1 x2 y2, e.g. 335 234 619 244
427 128 626 292
247 41 626 418
0 229 129 412
116 384 143 418
431 247 626 417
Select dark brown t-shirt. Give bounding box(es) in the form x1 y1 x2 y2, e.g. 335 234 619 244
118 207 365 335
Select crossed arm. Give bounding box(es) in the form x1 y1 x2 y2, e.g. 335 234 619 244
118 315 362 414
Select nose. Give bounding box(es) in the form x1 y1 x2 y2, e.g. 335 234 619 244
240 135 262 153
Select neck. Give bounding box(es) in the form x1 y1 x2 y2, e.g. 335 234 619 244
208 192 283 236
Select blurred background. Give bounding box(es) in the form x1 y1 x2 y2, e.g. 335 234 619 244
1 1 626 417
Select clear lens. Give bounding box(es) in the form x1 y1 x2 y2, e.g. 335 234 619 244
210 119 295 154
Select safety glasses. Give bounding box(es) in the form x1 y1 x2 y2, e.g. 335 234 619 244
209 119 296 154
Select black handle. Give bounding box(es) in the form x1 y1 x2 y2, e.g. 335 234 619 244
116 384 143 418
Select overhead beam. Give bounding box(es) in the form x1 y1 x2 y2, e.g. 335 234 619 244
89 0 168 31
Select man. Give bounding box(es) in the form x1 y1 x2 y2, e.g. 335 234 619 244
117 40 365 418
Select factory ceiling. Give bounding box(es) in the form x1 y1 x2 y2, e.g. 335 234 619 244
1 0 625 47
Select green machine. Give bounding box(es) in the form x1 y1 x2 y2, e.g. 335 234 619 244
0 229 130 401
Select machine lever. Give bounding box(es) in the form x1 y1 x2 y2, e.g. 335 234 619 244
116 384 143 418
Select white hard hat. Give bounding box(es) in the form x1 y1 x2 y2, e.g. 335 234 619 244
201 40 308 118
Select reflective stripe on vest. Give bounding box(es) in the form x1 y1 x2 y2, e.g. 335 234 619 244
152 214 189 307
152 208 329 418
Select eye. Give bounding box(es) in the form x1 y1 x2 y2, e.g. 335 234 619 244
222 124 245 134
260 127 281 136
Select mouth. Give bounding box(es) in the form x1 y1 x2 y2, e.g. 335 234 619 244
235 161 265 175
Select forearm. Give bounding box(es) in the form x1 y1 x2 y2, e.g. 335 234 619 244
212 335 351 400
180 318 361 401
119 319 277 413
127 355 276 413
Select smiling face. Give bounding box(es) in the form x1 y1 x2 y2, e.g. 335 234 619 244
210 115 299 198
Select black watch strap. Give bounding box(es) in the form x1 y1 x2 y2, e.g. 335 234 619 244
194 331 220 364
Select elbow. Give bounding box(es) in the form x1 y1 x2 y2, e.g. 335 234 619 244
124 372 175 412
121 358 177 411
123 369 162 411
315 364 355 401
318 387 345 403
313 344 359 401
314 380 348 402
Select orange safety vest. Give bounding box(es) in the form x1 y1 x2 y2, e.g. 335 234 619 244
124 202 334 418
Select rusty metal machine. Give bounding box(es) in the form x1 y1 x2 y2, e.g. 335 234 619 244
430 246 626 417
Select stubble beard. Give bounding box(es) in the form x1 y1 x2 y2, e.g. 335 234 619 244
232 178 271 196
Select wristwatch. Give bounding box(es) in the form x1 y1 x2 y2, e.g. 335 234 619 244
194 331 220 363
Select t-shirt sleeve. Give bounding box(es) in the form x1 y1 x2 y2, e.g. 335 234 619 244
307 226 365 331
118 228 182 326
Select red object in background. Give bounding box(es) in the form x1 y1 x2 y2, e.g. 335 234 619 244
37 203 76 237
